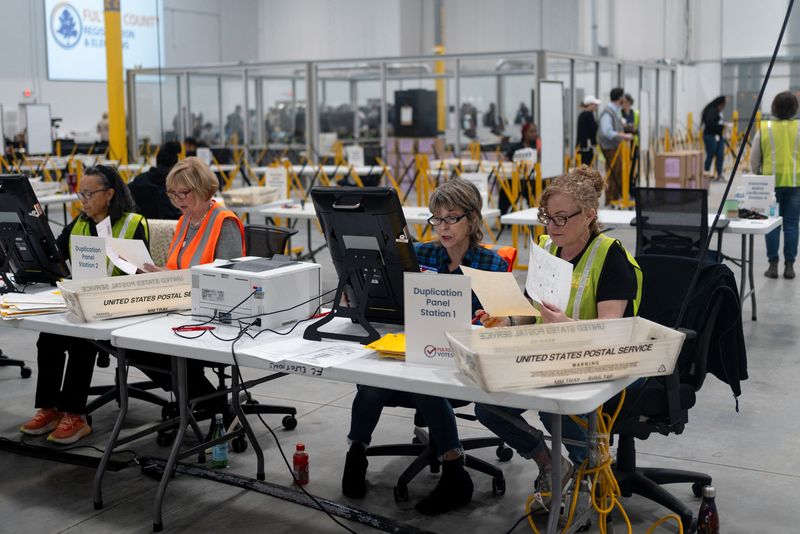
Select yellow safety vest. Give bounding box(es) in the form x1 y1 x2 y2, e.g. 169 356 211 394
70 212 149 276
760 119 800 187
538 233 642 320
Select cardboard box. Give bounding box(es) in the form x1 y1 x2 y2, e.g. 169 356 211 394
654 150 705 189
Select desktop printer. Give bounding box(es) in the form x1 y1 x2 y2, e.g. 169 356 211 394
191 256 321 330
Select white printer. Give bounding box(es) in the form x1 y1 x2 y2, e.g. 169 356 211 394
191 256 321 330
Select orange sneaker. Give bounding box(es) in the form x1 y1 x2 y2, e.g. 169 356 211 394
20 408 63 436
47 413 92 444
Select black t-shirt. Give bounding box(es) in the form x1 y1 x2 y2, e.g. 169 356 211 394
530 234 638 317
702 107 723 136
576 111 598 149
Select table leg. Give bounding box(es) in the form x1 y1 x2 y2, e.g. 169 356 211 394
545 415 562 534
749 234 756 320
153 356 189 532
307 220 314 262
93 347 130 510
740 235 747 303
231 365 265 480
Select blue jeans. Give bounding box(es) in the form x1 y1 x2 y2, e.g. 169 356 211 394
766 187 800 263
474 404 588 465
703 133 725 177
347 386 461 455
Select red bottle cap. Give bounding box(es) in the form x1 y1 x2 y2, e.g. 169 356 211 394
296 443 305 451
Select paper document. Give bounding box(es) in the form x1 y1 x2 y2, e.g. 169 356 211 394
96 216 112 238
241 338 366 367
461 266 539 317
525 239 574 311
106 238 154 275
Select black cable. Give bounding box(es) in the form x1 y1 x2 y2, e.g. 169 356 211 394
675 0 794 329
504 510 534 534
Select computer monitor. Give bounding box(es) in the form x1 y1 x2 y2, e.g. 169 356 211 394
0 175 69 289
303 186 420 344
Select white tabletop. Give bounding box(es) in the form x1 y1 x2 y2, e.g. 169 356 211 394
4 310 165 341
110 314 633 415
257 202 500 225
38 193 79 206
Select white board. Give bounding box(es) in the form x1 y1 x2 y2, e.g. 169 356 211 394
538 81 564 179
639 90 650 153
0 105 4 155
25 104 52 155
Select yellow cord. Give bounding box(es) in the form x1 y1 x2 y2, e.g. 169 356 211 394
524 388 683 534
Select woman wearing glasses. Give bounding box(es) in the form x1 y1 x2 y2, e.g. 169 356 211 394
20 165 149 444
343 178 507 515
474 165 641 514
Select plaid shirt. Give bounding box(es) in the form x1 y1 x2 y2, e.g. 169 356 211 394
414 242 508 314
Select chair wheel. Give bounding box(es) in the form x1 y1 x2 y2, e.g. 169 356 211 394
156 431 175 447
492 477 506 495
232 436 248 453
394 483 409 503
20 367 32 379
282 415 297 430
692 482 705 497
496 445 513 462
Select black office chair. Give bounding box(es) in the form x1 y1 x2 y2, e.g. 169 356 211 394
634 187 724 262
366 398 513 501
0 349 32 378
605 255 746 531
244 225 298 258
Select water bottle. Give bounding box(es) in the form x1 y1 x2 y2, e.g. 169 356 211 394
211 413 228 468
292 443 309 485
697 485 720 534
734 186 745 211
770 192 778 217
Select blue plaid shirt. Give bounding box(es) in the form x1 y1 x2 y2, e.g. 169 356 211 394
414 242 508 315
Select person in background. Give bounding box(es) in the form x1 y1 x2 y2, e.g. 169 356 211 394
183 137 198 157
474 165 641 514
342 178 507 515
129 142 183 220
225 105 244 144
621 93 640 183
702 96 727 182
20 165 149 444
750 90 800 280
501 122 542 214
97 112 109 142
515 102 532 125
576 95 601 167
199 122 216 146
598 88 634 206
130 157 245 422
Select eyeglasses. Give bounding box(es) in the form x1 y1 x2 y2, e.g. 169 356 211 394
77 188 110 201
166 189 192 200
537 209 583 227
427 213 469 226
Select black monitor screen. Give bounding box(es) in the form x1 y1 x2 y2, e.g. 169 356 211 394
0 175 70 286
310 186 419 325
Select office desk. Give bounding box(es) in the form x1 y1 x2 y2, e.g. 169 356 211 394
501 208 782 320
38 192 79 225
109 314 633 533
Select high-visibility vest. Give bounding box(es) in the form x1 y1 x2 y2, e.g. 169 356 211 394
760 119 800 187
166 201 244 269
538 233 642 320
70 212 149 276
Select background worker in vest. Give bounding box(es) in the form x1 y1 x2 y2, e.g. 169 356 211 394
20 166 149 444
621 93 640 184
598 88 634 206
474 165 641 514
750 91 800 280
133 157 245 422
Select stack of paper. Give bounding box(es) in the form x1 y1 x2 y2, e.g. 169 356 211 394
1 290 67 319
365 333 406 360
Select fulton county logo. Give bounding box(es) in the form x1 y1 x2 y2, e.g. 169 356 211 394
50 3 82 49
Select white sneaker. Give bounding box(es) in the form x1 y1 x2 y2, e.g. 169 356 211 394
531 456 574 515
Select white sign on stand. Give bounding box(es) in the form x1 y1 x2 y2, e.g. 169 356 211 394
404 272 471 367
743 174 774 215
70 235 106 280
196 147 213 165
263 167 289 200
460 172 490 210
345 145 365 167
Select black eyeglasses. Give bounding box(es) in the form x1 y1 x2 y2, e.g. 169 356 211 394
537 209 583 227
77 188 110 201
427 213 469 226
167 189 193 200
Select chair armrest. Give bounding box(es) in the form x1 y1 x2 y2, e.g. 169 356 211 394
677 327 697 340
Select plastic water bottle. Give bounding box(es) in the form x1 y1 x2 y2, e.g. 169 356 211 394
697 485 720 534
770 192 778 217
211 413 229 468
733 186 745 211
293 443 309 485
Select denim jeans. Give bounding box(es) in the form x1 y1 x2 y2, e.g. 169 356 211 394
766 187 800 263
347 385 461 455
703 133 725 177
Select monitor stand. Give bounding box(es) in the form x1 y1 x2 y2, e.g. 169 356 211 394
0 251 21 294
303 249 382 345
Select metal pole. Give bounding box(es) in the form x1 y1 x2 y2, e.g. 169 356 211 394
185 72 192 140
351 79 359 141
243 69 250 149
305 62 318 163
126 70 138 161
380 62 388 161
218 76 224 145
455 58 461 157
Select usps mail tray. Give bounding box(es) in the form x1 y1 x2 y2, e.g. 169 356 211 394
445 317 685 392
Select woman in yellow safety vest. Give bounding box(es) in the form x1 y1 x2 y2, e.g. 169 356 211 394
474 165 642 514
20 165 149 444
750 90 800 280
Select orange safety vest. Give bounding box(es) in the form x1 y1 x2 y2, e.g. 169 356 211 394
166 201 245 269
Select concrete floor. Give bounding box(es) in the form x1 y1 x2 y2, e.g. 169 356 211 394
0 174 798 533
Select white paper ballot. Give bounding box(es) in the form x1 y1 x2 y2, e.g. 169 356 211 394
106 238 154 275
461 266 539 317
96 216 112 238
525 238 574 312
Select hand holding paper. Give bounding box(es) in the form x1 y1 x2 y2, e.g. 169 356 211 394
460 265 539 317
106 238 154 275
